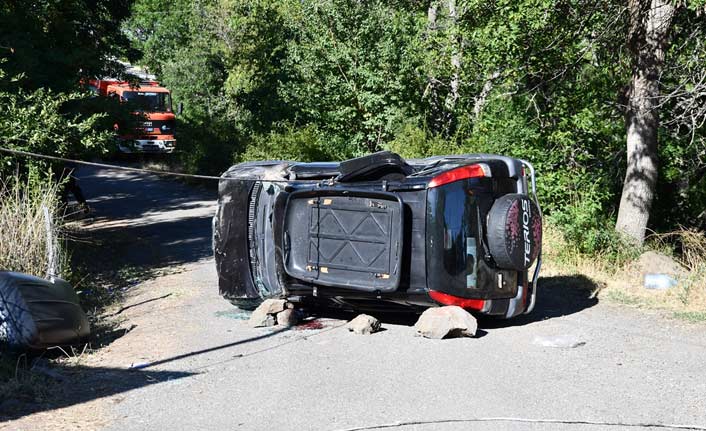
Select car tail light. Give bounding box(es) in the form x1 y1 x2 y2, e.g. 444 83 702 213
428 164 488 188
428 290 485 311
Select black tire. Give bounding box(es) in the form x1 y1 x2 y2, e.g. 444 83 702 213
486 194 542 270
227 297 262 311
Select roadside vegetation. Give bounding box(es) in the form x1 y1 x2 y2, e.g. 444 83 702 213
0 0 143 400
0 175 64 400
543 225 706 320
0 176 65 278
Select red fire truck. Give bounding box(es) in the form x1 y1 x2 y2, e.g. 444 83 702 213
89 79 177 153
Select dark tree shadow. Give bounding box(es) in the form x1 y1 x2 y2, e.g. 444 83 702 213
66 165 216 303
0 328 296 421
0 365 195 421
479 274 601 328
52 165 219 371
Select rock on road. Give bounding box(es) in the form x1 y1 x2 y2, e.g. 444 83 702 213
6 165 706 431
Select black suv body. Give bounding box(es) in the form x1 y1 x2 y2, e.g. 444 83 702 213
213 152 542 319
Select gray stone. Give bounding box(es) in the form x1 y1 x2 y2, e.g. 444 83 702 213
414 306 477 339
248 309 276 328
346 314 381 335
276 309 299 327
248 299 289 327
257 299 288 315
633 251 686 277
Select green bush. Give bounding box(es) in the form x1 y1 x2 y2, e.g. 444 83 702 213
548 183 639 264
0 86 113 178
238 125 349 163
385 123 458 159
172 118 240 177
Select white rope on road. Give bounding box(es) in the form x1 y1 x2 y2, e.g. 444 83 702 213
334 417 706 431
0 147 229 182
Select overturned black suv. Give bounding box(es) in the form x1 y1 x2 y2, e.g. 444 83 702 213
213 152 542 319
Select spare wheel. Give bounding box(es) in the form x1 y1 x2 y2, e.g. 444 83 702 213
486 194 542 270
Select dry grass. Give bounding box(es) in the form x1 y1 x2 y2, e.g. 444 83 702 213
0 353 55 405
0 175 67 394
542 224 706 319
0 176 65 278
648 229 706 310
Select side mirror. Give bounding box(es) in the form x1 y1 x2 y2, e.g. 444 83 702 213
177 102 184 116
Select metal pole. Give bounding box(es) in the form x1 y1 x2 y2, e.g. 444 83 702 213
42 205 57 281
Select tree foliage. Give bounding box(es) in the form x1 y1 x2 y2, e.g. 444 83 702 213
125 0 706 245
0 0 138 177
0 0 137 92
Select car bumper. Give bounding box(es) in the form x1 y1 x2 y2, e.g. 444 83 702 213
118 139 176 153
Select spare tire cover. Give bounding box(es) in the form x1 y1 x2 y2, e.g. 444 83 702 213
486 194 542 270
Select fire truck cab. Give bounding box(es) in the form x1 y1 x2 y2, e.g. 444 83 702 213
90 79 177 154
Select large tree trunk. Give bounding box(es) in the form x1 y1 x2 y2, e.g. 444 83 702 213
425 1 443 132
444 0 461 114
615 0 676 245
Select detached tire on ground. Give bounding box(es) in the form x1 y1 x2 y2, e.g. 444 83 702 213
486 194 542 270
0 272 90 349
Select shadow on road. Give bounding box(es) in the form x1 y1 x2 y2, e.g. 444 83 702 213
0 327 306 421
0 365 195 421
66 165 216 318
480 274 600 328
72 165 216 271
75 167 215 222
140 327 290 370
73 215 215 272
292 274 601 330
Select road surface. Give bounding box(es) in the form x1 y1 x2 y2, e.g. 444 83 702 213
3 165 706 431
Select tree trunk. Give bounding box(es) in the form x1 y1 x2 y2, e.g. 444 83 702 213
615 0 676 245
444 0 461 114
427 1 438 31
425 1 443 132
473 71 500 119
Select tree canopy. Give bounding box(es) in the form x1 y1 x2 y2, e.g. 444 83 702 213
0 0 139 175
124 0 706 248
1 0 704 250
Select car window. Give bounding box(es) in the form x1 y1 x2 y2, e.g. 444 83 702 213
426 179 489 292
123 91 172 112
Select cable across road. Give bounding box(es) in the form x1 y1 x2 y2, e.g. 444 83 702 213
0 147 232 182
333 417 706 431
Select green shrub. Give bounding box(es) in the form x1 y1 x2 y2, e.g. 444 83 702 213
173 118 240 177
548 184 639 265
238 125 349 163
385 123 458 159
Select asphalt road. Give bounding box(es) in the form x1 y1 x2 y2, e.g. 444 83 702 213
19 164 706 430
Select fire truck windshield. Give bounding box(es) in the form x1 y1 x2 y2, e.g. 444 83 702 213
123 91 172 112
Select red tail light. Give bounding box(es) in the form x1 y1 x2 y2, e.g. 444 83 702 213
428 164 487 188
428 290 486 311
